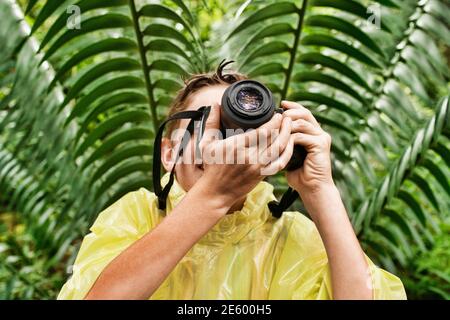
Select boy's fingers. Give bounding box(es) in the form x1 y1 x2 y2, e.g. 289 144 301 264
261 137 294 176
292 119 321 135
259 117 292 164
233 113 282 148
259 112 283 130
281 101 320 127
291 132 331 152
282 109 320 128
281 100 306 110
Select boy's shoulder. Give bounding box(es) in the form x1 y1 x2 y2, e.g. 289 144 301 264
274 210 316 232
90 187 161 236
273 210 325 253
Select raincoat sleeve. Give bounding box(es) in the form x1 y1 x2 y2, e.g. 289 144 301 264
269 213 407 300
57 188 159 300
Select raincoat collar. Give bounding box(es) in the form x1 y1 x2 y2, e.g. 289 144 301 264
161 173 276 246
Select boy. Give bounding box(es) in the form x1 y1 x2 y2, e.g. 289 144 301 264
58 62 406 300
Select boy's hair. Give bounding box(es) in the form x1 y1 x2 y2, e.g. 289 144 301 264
165 60 247 137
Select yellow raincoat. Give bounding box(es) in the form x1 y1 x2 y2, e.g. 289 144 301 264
58 174 406 300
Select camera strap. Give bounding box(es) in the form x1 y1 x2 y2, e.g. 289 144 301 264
153 107 210 211
268 187 299 218
152 107 298 217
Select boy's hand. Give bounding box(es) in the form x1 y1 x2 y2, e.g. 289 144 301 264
197 103 294 213
280 101 335 195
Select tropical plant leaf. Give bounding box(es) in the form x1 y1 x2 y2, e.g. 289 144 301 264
1 0 449 300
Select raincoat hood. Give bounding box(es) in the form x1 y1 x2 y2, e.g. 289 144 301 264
162 173 276 246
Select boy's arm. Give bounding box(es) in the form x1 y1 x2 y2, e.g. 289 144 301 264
85 177 232 300
86 106 291 299
300 184 373 299
282 100 373 299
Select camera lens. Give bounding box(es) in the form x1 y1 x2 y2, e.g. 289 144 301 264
221 80 274 130
236 88 263 111
219 79 307 170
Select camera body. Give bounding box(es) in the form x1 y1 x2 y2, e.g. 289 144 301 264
219 80 307 171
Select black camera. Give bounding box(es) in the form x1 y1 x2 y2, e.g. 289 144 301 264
220 79 306 171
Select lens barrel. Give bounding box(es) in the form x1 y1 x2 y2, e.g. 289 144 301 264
221 80 274 130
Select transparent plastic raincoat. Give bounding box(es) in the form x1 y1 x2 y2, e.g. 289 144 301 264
58 174 406 300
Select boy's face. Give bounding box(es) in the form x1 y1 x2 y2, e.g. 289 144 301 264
161 85 229 192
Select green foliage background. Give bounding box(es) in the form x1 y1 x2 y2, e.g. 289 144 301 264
0 0 449 299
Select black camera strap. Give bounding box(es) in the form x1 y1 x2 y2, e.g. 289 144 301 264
152 107 298 217
268 187 299 218
153 107 210 210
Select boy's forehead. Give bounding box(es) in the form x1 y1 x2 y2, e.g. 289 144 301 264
171 85 230 137
186 85 229 110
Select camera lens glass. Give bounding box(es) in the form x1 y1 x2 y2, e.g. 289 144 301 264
236 87 263 111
